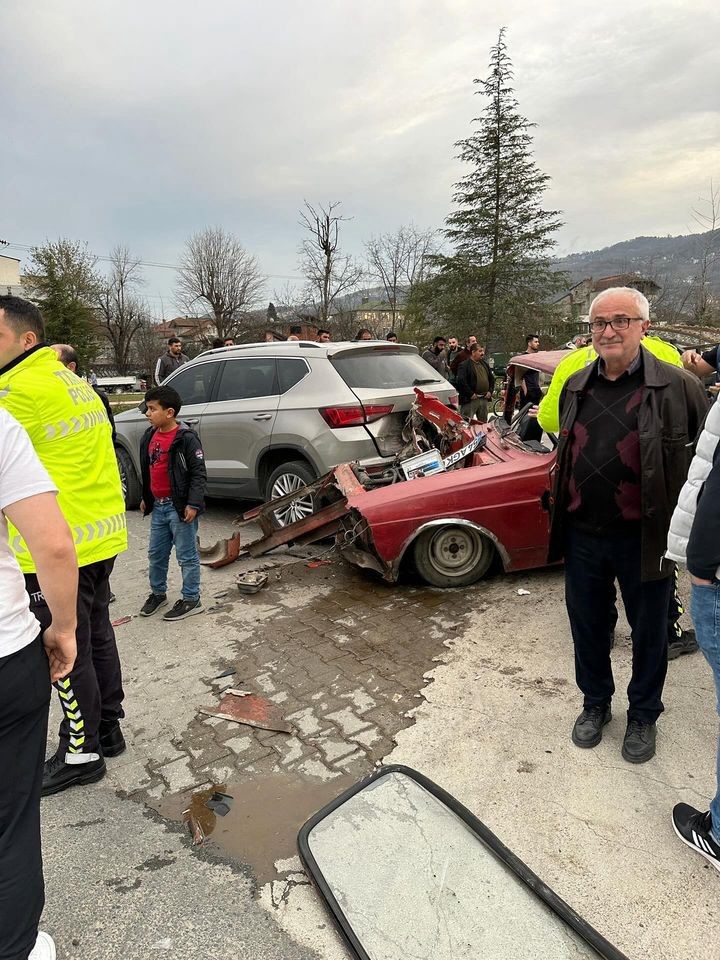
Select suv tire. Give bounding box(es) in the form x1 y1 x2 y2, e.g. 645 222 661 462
116 446 142 510
266 460 316 527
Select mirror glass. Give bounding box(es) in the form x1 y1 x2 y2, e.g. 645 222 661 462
306 770 612 960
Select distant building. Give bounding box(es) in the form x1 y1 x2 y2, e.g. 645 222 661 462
553 274 661 323
330 296 403 335
0 255 24 296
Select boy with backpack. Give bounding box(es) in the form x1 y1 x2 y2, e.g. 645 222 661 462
139 385 206 621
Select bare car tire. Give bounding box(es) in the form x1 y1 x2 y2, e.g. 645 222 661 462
266 461 317 527
413 524 494 588
116 446 142 510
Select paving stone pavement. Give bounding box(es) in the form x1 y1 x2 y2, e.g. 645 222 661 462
96 508 473 817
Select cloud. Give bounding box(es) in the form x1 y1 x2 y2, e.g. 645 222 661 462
1 0 718 304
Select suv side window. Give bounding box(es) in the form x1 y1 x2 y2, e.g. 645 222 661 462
216 358 278 401
277 358 309 393
168 362 219 405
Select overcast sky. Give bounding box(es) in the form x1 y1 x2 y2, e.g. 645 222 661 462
2 0 719 313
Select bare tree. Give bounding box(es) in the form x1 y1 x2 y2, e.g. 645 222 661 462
298 201 363 325
96 246 148 374
365 224 439 333
689 181 720 325
130 317 164 382
177 227 265 339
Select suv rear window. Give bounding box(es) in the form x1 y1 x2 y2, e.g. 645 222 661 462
332 352 446 389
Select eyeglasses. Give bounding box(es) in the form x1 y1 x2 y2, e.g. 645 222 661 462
588 316 643 334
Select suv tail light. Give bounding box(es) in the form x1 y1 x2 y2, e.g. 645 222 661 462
320 404 394 428
448 393 458 407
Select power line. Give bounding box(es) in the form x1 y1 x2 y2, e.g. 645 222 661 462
0 240 304 281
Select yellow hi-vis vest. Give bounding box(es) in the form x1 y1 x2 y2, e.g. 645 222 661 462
0 347 128 572
536 335 683 434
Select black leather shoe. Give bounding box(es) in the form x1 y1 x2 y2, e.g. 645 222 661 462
571 704 611 748
622 719 657 763
667 629 699 661
42 753 106 797
100 722 126 758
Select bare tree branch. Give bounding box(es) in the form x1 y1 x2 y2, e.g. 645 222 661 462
298 201 363 324
365 225 439 333
177 227 265 338
95 246 148 374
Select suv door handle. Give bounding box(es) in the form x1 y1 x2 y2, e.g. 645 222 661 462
253 413 274 421
185 418 199 425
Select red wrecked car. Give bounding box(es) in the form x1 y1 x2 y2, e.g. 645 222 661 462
238 350 567 588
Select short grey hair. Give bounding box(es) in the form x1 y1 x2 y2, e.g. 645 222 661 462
589 287 650 322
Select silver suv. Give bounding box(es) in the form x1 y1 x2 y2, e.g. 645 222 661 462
115 340 456 521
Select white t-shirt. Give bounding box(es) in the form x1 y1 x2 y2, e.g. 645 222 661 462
0 408 57 657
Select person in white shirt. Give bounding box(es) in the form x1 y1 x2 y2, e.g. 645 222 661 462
0 409 78 960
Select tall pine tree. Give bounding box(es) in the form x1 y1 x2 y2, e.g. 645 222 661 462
435 29 565 350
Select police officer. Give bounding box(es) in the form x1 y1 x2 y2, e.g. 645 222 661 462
0 296 128 795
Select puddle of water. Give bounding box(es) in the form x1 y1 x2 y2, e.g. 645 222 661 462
156 770 356 884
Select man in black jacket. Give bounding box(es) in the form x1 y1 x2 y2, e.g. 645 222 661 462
138 385 207 621
456 343 494 420
154 337 189 385
549 287 707 764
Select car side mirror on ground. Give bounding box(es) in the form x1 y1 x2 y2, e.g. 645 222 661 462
299 765 629 960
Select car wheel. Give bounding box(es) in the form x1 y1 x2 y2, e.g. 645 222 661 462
413 524 494 588
266 461 317 526
116 447 142 509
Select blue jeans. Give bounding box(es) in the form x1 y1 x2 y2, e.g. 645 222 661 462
148 500 201 601
690 581 720 843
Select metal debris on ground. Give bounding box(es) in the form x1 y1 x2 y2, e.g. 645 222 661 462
212 668 236 680
111 615 133 626
212 590 229 599
306 559 332 568
235 571 268 594
517 588 531 596
198 689 293 734
197 531 242 568
206 603 232 614
205 791 233 816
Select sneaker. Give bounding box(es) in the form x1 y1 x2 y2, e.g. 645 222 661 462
622 719 656 764
29 931 56 959
42 752 106 797
667 629 699 661
672 803 720 872
571 703 611 748
99 721 126 758
163 598 203 621
140 593 168 617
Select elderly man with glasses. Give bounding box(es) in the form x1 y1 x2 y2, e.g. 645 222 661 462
548 287 707 763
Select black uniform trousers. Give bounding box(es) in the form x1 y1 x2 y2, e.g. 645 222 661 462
0 636 49 960
24 556 124 757
564 527 672 723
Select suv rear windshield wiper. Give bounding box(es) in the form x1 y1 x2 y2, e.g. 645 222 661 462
412 377 441 385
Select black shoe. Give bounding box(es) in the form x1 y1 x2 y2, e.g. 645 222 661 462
109 591 116 604
140 593 168 617
99 722 126 758
571 704 611 748
668 629 699 661
42 753 106 797
622 719 657 763
672 803 720 872
163 598 203 621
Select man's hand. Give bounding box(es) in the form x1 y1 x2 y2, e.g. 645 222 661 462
183 505 198 523
484 392 492 400
682 349 702 369
681 350 715 378
471 393 478 400
43 624 77 683
528 405 540 419
690 574 715 586
140 499 146 515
